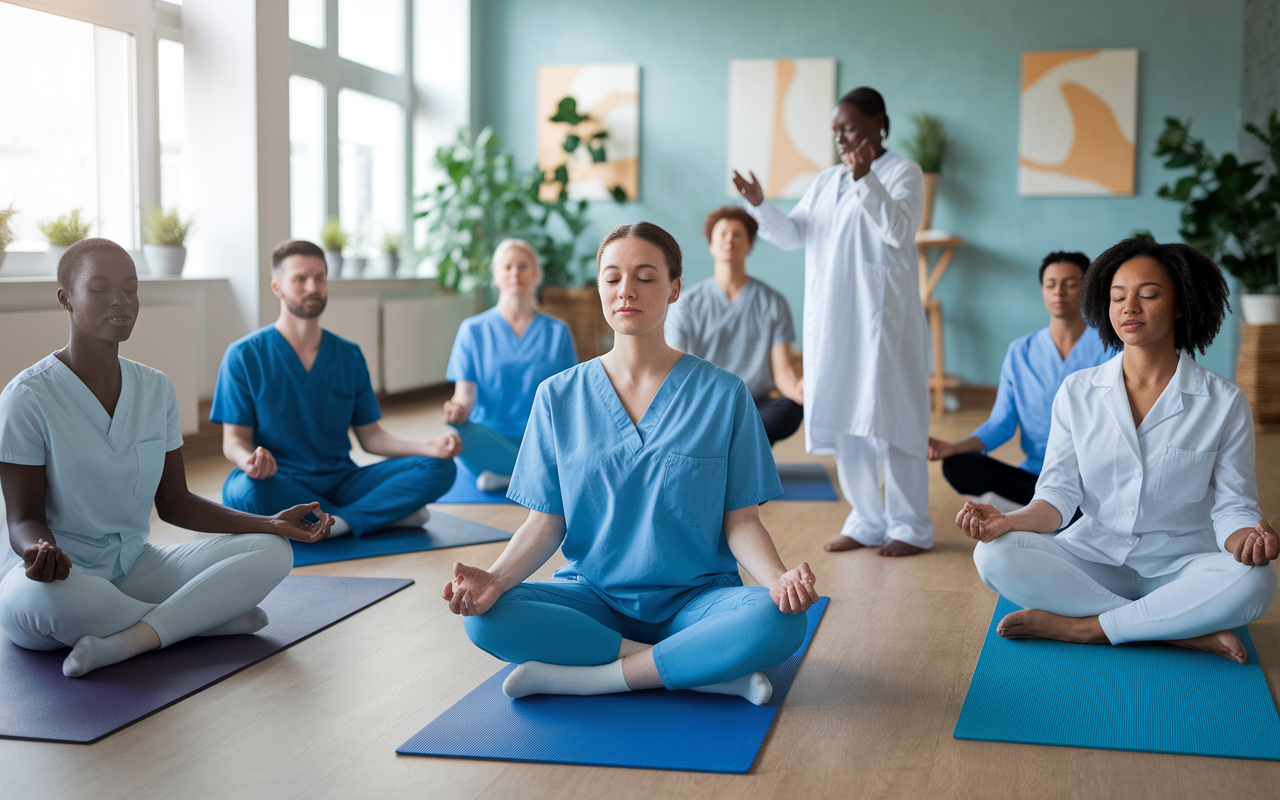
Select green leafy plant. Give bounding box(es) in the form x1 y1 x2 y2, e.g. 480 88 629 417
901 113 946 174
545 96 628 202
38 209 92 246
381 231 404 257
1154 112 1280 293
142 206 194 246
0 204 16 251
319 217 349 252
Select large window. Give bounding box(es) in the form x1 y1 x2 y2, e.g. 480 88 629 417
289 76 326 242
158 38 185 213
339 89 405 256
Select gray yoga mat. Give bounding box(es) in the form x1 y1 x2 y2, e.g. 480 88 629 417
290 510 513 566
0 574 412 744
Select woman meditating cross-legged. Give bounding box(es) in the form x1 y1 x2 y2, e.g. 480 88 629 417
958 238 1277 663
443 222 817 704
0 239 333 678
443 238 577 492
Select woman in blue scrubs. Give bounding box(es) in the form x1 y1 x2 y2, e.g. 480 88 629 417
443 223 818 705
443 239 577 492
0 240 332 677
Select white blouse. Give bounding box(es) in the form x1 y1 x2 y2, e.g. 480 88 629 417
1034 352 1261 575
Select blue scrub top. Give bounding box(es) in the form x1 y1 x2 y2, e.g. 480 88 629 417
971 326 1114 474
445 308 577 439
210 326 381 475
507 354 783 622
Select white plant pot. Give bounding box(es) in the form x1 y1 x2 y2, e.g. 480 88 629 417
143 244 187 276
324 249 343 276
0 251 5 272
342 257 366 279
47 244 70 270
1241 293 1280 325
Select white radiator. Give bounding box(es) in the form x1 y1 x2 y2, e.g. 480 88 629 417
382 294 474 393
323 298 382 392
0 306 201 434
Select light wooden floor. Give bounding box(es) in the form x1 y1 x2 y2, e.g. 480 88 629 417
6 391 1279 800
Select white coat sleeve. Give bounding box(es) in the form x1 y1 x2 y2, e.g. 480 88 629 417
859 163 924 253
745 177 819 252
1209 389 1263 550
1030 386 1083 527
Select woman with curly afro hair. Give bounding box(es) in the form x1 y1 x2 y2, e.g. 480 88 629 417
955 238 1277 663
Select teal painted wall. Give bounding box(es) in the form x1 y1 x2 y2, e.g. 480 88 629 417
474 0 1246 383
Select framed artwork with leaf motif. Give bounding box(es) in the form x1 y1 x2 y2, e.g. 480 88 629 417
536 64 639 202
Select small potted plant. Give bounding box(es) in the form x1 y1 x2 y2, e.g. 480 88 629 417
345 230 369 279
0 204 16 273
38 209 92 269
320 217 348 276
142 206 195 276
902 113 946 231
379 231 404 278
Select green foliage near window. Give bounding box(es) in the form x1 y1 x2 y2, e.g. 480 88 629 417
0 204 16 251
901 113 946 174
38 209 92 246
320 217 349 252
381 231 404 257
1154 111 1280 293
142 206 194 247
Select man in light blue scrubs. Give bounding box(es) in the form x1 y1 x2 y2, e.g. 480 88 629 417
928 251 1114 510
212 240 461 538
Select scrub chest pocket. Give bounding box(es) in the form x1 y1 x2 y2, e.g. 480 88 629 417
1153 446 1217 504
661 453 728 527
134 439 167 500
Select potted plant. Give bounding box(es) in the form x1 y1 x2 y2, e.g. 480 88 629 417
38 209 92 269
379 231 404 278
344 230 369 279
902 113 945 232
1154 111 1280 323
0 204 16 273
142 206 194 276
319 217 348 276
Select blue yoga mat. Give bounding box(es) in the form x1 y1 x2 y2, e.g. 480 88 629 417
398 596 828 773
290 510 512 567
954 595 1280 760
775 463 839 502
434 462 517 505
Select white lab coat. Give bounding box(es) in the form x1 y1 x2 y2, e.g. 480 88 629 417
747 150 929 457
1034 352 1261 575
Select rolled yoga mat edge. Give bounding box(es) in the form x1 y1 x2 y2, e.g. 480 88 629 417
396 596 829 773
0 575 413 744
953 595 1280 761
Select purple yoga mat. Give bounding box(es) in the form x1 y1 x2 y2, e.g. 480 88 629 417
0 574 412 744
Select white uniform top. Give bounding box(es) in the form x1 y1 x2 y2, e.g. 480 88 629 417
0 354 183 582
747 150 929 456
1034 352 1261 576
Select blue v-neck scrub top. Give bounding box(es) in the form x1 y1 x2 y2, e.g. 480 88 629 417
507 354 784 622
210 327 381 475
446 309 577 439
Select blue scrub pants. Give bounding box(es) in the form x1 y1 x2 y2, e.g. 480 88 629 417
464 580 807 689
222 456 456 537
451 422 521 478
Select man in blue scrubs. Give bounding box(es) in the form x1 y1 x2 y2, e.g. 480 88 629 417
927 251 1114 511
212 240 460 537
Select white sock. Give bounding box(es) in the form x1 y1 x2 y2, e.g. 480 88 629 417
691 671 774 705
390 507 431 528
502 659 631 699
326 516 351 538
476 471 512 492
63 623 160 678
197 607 269 637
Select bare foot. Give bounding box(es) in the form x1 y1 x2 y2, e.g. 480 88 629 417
1169 630 1248 664
824 536 868 552
878 540 925 557
995 609 1108 644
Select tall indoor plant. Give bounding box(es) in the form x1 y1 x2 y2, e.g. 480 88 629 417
1154 111 1280 323
902 113 945 231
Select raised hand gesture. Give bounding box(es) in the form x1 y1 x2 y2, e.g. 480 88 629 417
24 539 72 582
731 170 764 207
839 135 877 181
442 562 503 616
269 502 334 543
1231 520 1280 567
244 446 277 480
955 501 1013 543
770 562 818 614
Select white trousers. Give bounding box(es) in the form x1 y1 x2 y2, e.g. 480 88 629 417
974 531 1277 644
834 433 933 548
0 533 292 650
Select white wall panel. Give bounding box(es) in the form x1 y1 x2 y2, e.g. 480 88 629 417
324 297 382 392
382 293 473 393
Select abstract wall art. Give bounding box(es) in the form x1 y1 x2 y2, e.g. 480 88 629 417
1018 48 1139 196
727 58 836 199
536 63 639 202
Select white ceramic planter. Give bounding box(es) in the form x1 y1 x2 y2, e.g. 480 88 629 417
47 244 70 270
144 244 187 276
342 257 367 279
324 249 343 276
1241 293 1280 325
